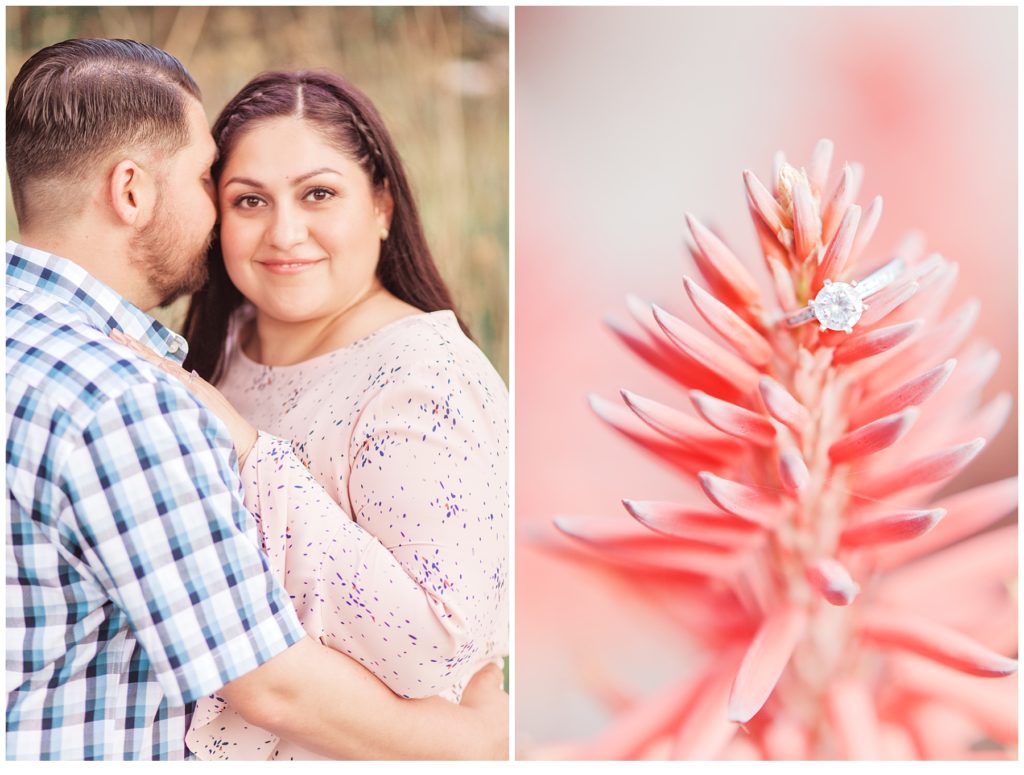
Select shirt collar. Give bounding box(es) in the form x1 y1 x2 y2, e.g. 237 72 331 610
6 240 189 364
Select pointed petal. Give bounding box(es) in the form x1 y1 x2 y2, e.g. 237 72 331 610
805 558 860 605
849 359 955 429
683 277 772 366
822 163 861 243
791 175 820 261
858 608 1018 677
553 514 677 548
840 508 945 548
652 304 762 393
605 316 693 390
894 260 959 327
622 499 762 547
826 678 881 759
960 391 1012 445
878 522 1016 594
767 255 799 311
867 300 979 393
828 408 918 463
751 206 791 269
888 655 1019 745
855 438 985 499
856 280 918 328
758 376 810 435
812 204 860 290
849 194 882 266
620 297 747 402
808 138 834 193
743 169 788 233
621 389 742 460
549 513 744 580
832 320 921 365
690 390 776 447
671 662 742 759
686 214 762 307
588 393 717 473
577 669 709 760
771 150 786 193
778 448 809 493
728 606 807 722
928 346 999 412
874 477 1018 569
874 525 1017 647
698 472 784 528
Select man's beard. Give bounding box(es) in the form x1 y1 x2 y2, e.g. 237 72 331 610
130 195 213 309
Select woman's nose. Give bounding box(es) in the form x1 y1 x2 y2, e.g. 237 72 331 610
267 202 308 251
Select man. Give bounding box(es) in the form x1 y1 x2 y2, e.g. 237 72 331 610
6 38 507 760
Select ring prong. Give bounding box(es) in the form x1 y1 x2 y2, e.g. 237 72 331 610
844 326 853 333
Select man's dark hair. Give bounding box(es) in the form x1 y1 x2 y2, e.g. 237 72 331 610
6 38 201 225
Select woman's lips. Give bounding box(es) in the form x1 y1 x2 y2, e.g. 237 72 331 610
256 259 325 275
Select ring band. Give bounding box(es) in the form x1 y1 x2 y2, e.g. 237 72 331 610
784 257 905 333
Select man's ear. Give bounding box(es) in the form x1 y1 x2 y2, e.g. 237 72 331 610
108 158 157 226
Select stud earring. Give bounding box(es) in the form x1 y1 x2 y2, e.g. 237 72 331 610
380 227 389 241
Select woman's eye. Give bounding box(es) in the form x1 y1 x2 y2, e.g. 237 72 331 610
306 187 335 202
235 195 265 209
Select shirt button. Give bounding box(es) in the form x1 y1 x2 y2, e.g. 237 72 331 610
167 339 181 354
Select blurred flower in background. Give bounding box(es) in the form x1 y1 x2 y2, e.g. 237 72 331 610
6 5 509 377
516 6 1016 759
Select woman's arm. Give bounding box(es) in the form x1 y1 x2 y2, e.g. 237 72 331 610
342 351 509 695
240 431 483 697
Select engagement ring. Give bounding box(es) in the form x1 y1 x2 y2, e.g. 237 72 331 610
783 257 905 333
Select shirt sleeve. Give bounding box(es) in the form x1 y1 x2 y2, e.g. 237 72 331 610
343 353 510 698
54 378 306 707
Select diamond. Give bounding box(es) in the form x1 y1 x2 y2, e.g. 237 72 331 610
811 281 863 332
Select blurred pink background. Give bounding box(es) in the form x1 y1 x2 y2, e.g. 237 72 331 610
515 6 1017 748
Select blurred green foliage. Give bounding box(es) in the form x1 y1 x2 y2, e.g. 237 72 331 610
6 6 509 378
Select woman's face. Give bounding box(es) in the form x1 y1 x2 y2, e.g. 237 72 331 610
218 116 391 325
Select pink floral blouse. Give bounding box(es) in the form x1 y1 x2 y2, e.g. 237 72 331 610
186 310 509 760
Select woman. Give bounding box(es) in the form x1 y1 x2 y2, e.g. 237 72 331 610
131 70 508 760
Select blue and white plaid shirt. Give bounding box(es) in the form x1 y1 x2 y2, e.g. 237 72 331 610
6 241 306 760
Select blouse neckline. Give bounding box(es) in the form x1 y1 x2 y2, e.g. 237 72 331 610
231 308 458 372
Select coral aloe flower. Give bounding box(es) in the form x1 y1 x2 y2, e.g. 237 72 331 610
541 140 1017 760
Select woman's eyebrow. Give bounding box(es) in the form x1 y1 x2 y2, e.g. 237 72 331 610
222 168 342 188
293 167 342 184
223 175 263 188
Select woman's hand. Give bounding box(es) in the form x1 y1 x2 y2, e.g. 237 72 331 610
111 330 258 467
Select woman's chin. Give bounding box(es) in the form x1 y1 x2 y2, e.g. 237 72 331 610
252 297 326 326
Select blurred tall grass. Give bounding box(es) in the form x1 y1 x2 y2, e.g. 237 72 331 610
6 6 509 379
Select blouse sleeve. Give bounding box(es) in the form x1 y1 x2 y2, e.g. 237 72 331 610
345 351 509 699
187 397 507 758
